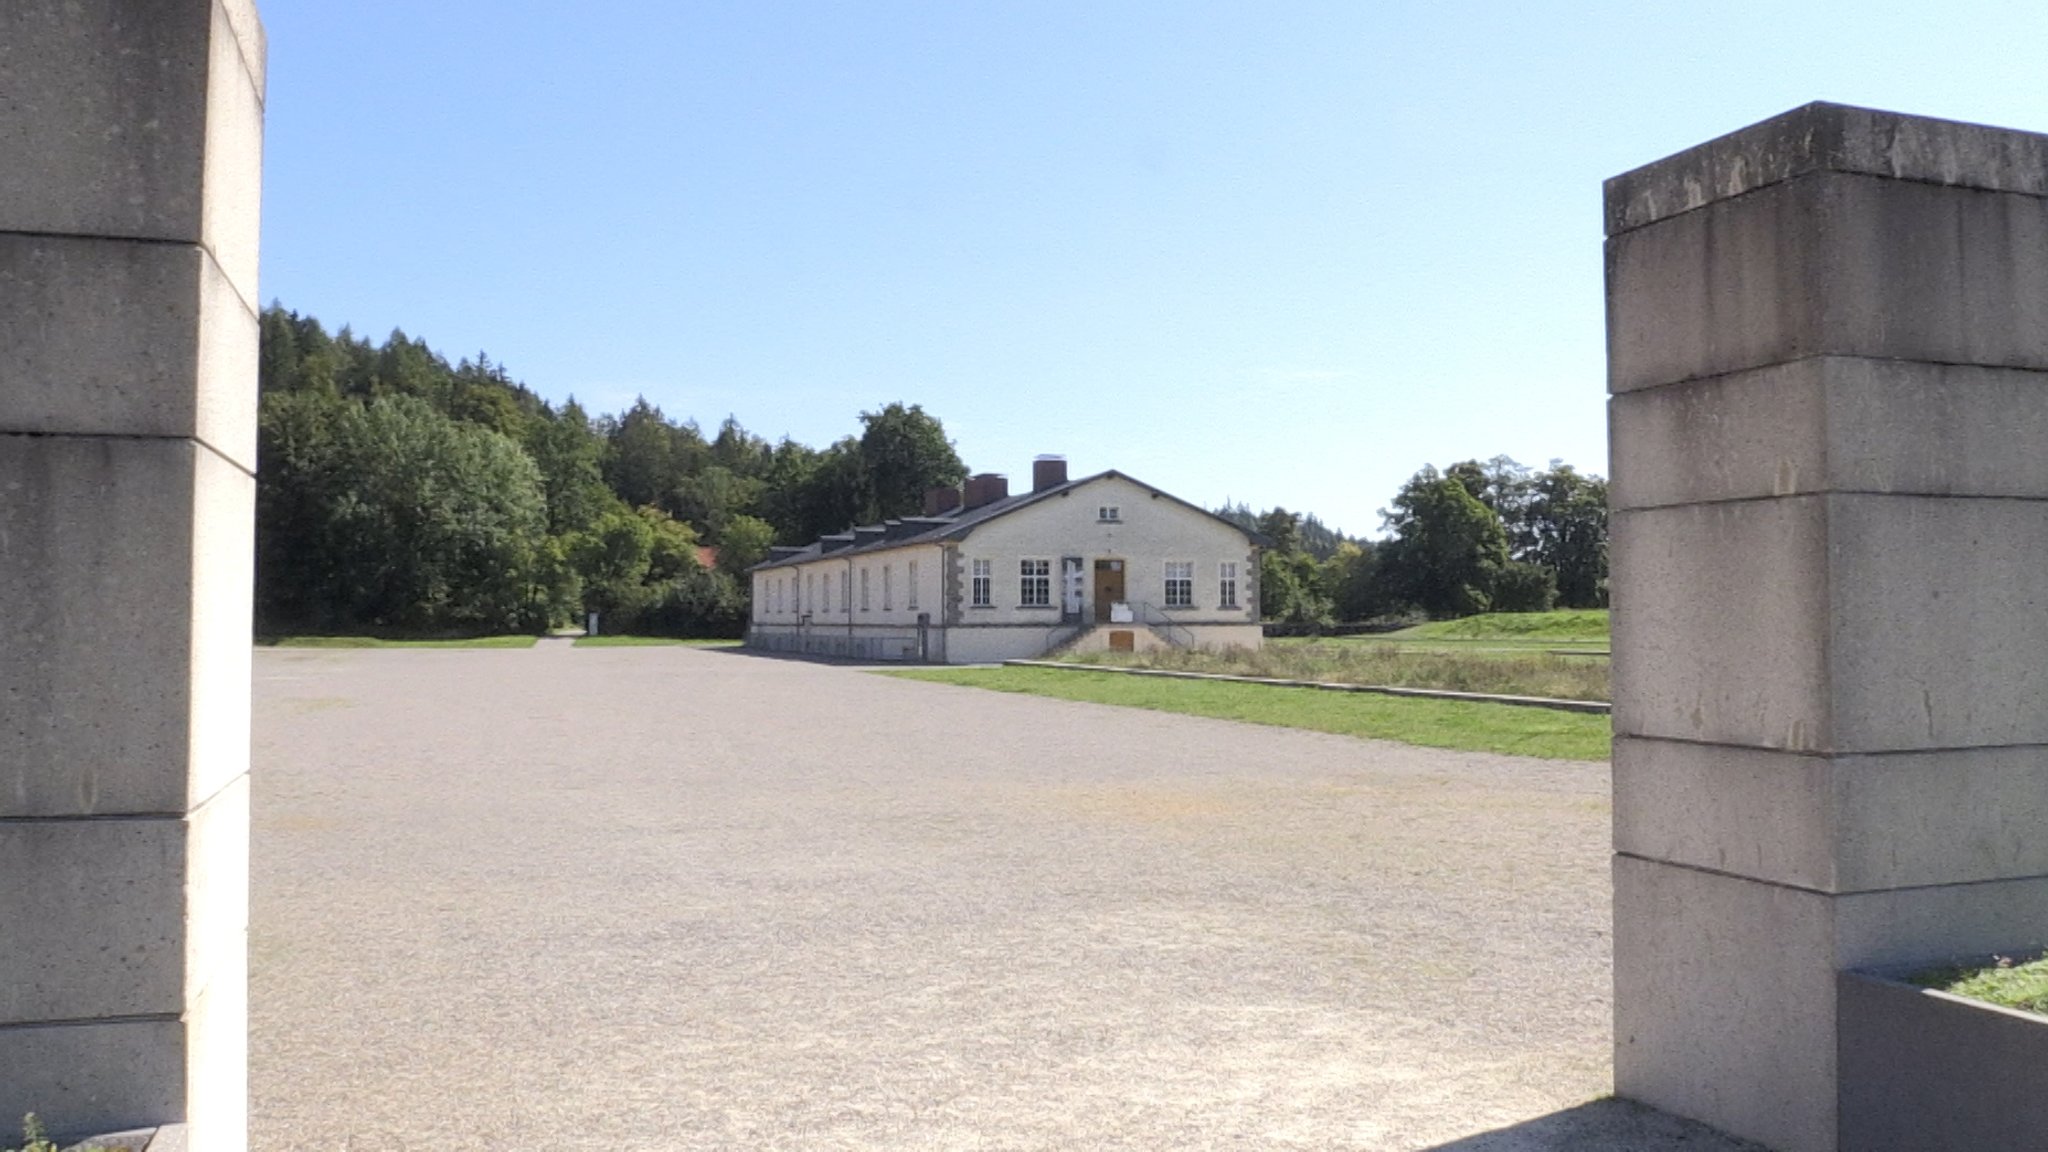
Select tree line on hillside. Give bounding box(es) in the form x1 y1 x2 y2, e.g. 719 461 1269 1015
1226 457 1608 628
256 307 965 637
255 306 1607 638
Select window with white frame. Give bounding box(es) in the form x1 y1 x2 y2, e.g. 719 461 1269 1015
1098 505 1120 522
839 570 849 612
1218 562 1239 609
860 567 871 611
883 565 893 611
908 560 919 610
1020 559 1052 607
805 573 814 615
1165 561 1194 608
971 559 992 607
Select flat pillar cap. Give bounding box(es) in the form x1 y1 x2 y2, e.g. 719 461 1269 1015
1605 101 2048 235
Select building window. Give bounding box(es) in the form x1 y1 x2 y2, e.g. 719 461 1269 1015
860 567 871 611
908 560 919 610
805 574 814 615
1020 559 1052 607
971 559 992 607
1219 562 1239 609
1098 505 1121 522
840 570 849 613
1165 561 1194 608
883 565 893 611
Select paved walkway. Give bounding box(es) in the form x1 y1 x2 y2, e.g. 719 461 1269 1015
251 646 1755 1150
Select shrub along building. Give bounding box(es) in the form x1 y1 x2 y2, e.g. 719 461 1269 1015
747 456 1264 663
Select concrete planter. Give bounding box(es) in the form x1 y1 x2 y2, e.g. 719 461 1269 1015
1838 968 2048 1150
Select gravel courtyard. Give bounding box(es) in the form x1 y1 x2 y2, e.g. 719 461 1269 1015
250 644 1750 1151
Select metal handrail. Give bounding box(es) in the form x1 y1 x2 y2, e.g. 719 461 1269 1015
1125 601 1197 649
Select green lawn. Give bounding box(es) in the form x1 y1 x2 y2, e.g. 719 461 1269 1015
1912 954 2048 1016
1394 609 1610 644
572 635 743 648
260 635 539 649
881 666 1611 760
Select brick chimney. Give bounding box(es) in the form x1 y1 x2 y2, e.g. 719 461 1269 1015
923 485 963 516
1032 455 1068 492
962 473 1009 510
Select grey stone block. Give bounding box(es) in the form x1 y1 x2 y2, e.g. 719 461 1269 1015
0 777 242 1028
198 0 263 307
1618 736 2048 894
1609 357 2048 510
1608 170 2048 392
181 776 248 1012
1610 498 1830 752
0 816 184 1025
0 1 263 304
1835 873 2048 970
1829 494 2048 752
1606 101 2048 236
182 929 245 1152
0 234 257 468
0 435 254 819
0 1018 185 1141
1838 971 2048 1152
1613 855 1838 1152
1613 737 1836 891
1614 494 2048 754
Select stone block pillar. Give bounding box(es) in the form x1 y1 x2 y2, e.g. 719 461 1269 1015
1606 103 2048 1152
0 3 263 1148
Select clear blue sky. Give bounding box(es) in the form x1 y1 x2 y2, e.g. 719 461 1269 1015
258 0 2048 537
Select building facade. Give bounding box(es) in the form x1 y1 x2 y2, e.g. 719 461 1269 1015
747 460 1263 663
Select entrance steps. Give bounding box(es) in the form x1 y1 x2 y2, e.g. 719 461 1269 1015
1045 622 1181 658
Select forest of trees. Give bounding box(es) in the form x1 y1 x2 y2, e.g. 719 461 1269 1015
1223 457 1609 629
254 306 1607 638
256 307 965 637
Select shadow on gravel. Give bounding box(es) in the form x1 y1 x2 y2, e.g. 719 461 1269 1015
1422 1098 1765 1152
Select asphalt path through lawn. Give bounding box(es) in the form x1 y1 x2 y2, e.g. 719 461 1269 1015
250 646 1756 1151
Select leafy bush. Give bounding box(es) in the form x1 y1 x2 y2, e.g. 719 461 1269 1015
8 1113 111 1152
1490 562 1559 613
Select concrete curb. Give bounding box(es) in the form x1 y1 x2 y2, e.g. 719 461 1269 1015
999 659 1612 714
60 1124 182 1152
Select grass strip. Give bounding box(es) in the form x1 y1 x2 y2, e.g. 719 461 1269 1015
882 666 1611 760
1910 954 2048 1016
572 636 743 647
1065 641 1608 702
1013 660 1606 713
261 635 539 649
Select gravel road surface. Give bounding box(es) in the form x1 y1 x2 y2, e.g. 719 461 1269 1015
251 645 1754 1151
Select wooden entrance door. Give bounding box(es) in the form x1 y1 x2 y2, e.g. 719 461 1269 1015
1093 559 1124 623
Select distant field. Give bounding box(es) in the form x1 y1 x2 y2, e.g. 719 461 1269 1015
572 636 743 648
261 635 539 649
884 666 1611 761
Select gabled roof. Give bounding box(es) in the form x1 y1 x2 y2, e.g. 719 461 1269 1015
748 470 1265 572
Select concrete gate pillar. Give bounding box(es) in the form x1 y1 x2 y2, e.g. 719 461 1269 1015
1606 103 2048 1152
0 3 263 1148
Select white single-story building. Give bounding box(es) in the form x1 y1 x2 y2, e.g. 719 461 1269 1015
746 456 1265 663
